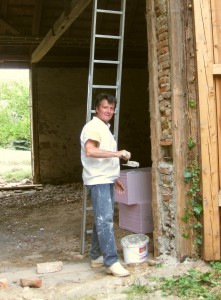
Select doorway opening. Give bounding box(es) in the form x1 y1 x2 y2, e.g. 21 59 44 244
0 68 32 186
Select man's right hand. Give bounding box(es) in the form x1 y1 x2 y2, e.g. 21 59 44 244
118 150 131 161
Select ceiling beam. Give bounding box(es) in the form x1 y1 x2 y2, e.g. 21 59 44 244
31 0 92 63
0 18 21 34
32 0 43 36
0 54 30 62
0 0 8 17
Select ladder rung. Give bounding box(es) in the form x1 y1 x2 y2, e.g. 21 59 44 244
86 206 93 211
86 229 93 235
92 85 118 89
95 34 121 40
96 9 123 15
94 59 120 64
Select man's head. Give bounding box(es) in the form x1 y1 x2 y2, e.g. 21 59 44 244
94 93 117 124
94 93 117 110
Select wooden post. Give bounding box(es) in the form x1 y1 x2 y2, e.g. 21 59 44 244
146 0 163 257
30 65 41 183
168 0 193 257
193 0 220 260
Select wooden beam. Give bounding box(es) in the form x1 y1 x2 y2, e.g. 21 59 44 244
169 0 193 258
31 0 92 63
32 0 43 36
30 65 41 183
0 0 8 17
219 191 221 207
213 64 221 75
193 0 220 260
211 0 221 187
0 18 20 34
0 184 43 191
0 54 29 62
146 0 163 257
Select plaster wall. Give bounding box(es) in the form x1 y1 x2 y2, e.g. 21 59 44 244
33 67 150 183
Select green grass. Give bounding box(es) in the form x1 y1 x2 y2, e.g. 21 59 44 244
0 148 32 183
124 284 152 299
1 169 32 182
123 262 221 300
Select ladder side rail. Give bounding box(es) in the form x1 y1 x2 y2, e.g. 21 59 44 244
86 0 98 122
80 185 88 254
114 0 126 142
81 0 98 255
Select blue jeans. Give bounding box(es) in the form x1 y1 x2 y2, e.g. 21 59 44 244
86 184 118 267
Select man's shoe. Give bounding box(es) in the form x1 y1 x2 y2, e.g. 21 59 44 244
91 256 104 268
107 262 130 277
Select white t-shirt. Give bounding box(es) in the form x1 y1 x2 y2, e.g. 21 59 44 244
80 116 120 185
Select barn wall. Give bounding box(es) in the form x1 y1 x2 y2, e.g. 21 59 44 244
147 0 199 258
31 67 150 183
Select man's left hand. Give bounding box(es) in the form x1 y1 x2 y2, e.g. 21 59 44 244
115 179 125 195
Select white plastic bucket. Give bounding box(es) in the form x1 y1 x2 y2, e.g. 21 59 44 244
121 234 149 264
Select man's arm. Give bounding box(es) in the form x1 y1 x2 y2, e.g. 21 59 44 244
84 139 130 160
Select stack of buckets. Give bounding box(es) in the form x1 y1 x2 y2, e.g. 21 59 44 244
115 168 153 264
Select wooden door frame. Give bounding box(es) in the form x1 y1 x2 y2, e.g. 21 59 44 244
193 0 220 260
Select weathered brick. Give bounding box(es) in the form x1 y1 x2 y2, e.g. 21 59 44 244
20 278 42 288
37 261 63 274
159 166 172 175
162 61 170 70
157 39 169 50
162 193 172 201
162 92 171 99
159 76 169 84
0 279 8 288
161 174 172 184
165 109 172 116
158 32 169 42
160 139 172 146
158 53 170 63
157 26 168 35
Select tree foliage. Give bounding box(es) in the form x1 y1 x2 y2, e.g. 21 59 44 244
0 81 30 148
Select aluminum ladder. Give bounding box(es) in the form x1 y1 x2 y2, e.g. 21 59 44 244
80 0 126 255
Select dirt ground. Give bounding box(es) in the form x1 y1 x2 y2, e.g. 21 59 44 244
0 182 213 300
0 149 212 299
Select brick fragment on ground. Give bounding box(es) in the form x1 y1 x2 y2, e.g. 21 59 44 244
20 278 42 288
36 261 63 274
147 259 157 266
0 278 9 288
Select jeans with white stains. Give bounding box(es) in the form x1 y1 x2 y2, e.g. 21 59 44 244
86 183 118 267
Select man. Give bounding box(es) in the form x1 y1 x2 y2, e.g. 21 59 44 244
80 93 131 277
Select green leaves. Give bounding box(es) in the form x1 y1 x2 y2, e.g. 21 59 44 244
182 158 203 255
161 268 219 299
187 137 196 149
0 81 30 147
188 98 196 108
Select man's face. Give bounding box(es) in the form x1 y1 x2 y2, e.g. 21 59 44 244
96 99 115 124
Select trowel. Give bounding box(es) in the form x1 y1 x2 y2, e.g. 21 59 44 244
122 160 140 168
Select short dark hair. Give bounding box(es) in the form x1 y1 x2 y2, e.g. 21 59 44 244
94 93 117 109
